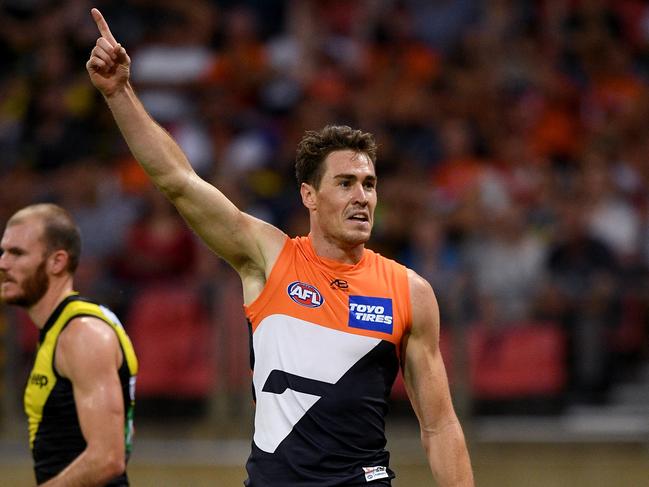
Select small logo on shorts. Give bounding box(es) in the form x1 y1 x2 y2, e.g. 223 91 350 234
363 465 389 482
287 281 324 308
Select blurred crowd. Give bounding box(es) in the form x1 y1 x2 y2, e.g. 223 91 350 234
2 0 649 412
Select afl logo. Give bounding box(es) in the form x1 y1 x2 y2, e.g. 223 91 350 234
287 281 324 308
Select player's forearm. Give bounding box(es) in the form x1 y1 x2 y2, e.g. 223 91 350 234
103 82 193 199
39 447 125 487
422 420 474 487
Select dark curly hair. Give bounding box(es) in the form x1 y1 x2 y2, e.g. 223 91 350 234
295 125 377 189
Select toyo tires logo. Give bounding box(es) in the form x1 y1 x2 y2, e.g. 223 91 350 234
287 281 324 308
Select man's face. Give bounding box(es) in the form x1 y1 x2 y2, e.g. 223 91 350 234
0 221 50 307
310 150 377 247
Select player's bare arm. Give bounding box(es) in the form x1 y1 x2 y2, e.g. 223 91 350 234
40 317 126 486
86 8 286 292
402 270 474 487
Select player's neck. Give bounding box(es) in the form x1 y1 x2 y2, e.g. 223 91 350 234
28 277 75 329
308 232 365 265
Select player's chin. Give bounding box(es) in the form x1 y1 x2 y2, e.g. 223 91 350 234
0 281 11 296
343 227 372 246
0 288 21 304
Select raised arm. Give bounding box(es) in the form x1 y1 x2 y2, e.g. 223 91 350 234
402 270 474 487
41 318 126 486
86 8 286 288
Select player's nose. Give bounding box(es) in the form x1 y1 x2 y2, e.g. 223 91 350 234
350 182 368 205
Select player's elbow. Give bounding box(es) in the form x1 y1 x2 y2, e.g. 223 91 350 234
99 452 126 482
158 164 196 202
87 447 125 483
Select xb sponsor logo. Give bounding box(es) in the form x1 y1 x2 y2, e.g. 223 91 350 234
287 281 324 308
330 278 349 291
30 373 49 388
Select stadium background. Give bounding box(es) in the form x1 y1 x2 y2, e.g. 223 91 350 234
1 0 648 485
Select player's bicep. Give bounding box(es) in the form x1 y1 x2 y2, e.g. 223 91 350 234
56 319 125 451
402 271 456 431
173 172 287 273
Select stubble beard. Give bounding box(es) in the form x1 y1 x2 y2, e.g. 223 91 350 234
338 225 372 249
2 260 50 308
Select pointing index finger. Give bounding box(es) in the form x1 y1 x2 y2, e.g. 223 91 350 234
91 8 118 47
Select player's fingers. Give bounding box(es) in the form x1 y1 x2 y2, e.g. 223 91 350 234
91 7 118 47
86 56 108 72
114 44 131 65
91 45 115 67
96 37 116 59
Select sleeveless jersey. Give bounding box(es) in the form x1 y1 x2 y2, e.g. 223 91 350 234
244 236 412 486
24 294 138 485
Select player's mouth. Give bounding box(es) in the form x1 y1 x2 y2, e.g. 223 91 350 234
0 273 15 285
346 211 370 223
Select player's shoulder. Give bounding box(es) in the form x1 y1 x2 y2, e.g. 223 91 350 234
56 315 122 378
57 314 120 362
405 268 436 303
404 268 440 340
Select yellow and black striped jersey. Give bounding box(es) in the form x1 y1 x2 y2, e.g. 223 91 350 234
24 293 138 485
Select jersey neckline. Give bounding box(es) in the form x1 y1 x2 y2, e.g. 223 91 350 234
302 234 370 274
39 292 80 340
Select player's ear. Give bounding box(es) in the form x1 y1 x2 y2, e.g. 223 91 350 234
47 250 70 275
300 182 317 210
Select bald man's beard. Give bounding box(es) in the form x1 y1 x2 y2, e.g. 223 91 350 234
5 260 50 308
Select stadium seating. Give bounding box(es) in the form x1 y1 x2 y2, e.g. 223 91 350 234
468 321 567 401
126 285 214 400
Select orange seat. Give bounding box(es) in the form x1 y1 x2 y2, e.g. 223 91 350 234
127 285 214 398
468 322 567 400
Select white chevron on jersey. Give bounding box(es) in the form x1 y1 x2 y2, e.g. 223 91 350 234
252 314 381 453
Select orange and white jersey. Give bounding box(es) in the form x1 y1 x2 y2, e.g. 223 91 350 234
244 235 412 486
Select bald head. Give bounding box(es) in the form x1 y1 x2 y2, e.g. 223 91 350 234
7 204 81 274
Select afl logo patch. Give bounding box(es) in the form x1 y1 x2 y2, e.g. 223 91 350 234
287 281 324 308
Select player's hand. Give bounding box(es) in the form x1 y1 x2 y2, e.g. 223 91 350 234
86 8 130 97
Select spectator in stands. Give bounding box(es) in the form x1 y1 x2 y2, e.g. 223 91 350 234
545 194 621 403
